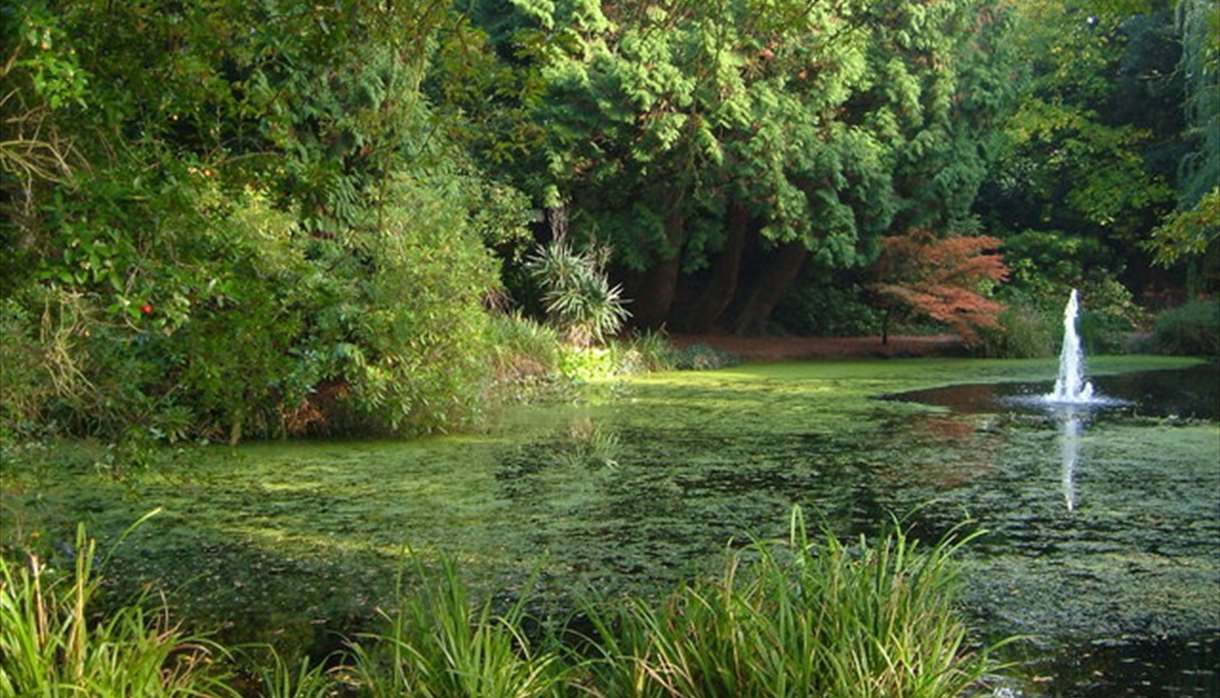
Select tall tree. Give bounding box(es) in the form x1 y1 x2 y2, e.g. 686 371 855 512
474 0 1015 333
976 0 1184 293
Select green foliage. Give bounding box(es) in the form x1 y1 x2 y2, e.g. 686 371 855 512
579 507 1006 698
0 2 527 442
526 237 630 346
1153 299 1220 355
252 651 337 698
976 298 1059 358
337 173 501 436
0 296 53 440
489 312 564 381
1177 1 1220 216
979 1 1184 290
1147 186 1220 267
1077 277 1147 353
773 284 883 337
0 524 231 697
621 331 679 373
1001 230 1116 298
469 0 1016 330
669 344 739 371
0 507 1003 697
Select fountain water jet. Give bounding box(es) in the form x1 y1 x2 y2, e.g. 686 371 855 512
1048 289 1095 403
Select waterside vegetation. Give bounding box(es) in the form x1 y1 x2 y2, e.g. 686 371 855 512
1 508 1005 698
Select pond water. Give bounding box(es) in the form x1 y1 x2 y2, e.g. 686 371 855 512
3 356 1217 696
883 362 1220 696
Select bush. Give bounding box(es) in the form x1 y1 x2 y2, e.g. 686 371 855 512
0 294 55 441
1153 299 1220 356
773 284 882 336
488 311 563 382
670 343 739 370
1077 277 1146 354
976 301 1058 358
526 237 630 347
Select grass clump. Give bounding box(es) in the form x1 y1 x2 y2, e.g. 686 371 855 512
0 523 230 697
346 555 566 698
669 342 738 370
579 507 1003 698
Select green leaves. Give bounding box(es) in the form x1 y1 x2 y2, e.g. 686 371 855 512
526 236 630 346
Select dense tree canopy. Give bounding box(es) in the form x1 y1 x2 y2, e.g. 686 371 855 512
464 0 1016 332
1 0 1215 442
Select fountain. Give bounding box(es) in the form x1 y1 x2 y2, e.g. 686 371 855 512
1047 289 1095 403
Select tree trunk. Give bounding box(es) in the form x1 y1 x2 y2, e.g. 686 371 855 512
626 208 686 329
731 242 809 335
881 308 890 346
682 200 749 331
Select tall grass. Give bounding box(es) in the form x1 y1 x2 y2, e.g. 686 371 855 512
346 554 567 698
0 523 231 697
249 648 337 698
577 508 1005 698
1 510 1005 697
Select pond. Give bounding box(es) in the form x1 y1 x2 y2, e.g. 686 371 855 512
3 355 1216 696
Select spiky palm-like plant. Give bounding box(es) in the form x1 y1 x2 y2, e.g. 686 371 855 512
525 237 630 347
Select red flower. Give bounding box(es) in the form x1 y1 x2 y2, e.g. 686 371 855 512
140 303 154 315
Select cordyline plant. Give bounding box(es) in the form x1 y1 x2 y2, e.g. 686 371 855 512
525 235 630 347
870 229 1010 346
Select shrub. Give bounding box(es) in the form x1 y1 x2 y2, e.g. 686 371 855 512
1077 277 1146 354
618 330 678 372
976 301 1058 358
773 284 882 337
488 311 563 382
670 343 739 370
340 173 501 435
0 524 230 697
0 294 54 440
1153 299 1220 356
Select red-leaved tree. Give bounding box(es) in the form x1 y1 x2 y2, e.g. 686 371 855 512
869 229 1010 346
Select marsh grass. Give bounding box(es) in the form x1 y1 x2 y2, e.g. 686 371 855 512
576 507 1006 698
1 507 1006 697
346 554 568 698
249 648 338 698
0 520 231 697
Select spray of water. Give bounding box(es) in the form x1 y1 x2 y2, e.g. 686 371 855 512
1048 289 1095 403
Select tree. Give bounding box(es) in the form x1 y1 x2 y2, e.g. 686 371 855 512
470 0 1016 333
975 0 1184 295
869 230 1009 345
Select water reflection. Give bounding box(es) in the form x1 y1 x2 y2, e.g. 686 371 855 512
1056 407 1084 512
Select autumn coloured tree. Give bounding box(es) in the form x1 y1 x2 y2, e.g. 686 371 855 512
869 230 1010 345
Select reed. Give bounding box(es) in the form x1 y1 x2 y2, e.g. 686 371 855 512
577 507 1006 698
0 522 230 697
346 554 568 698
